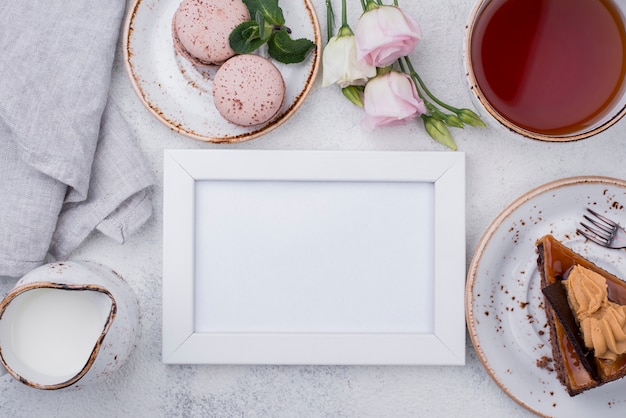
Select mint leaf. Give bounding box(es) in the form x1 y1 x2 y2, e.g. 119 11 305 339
243 0 285 26
255 10 266 39
268 28 315 64
229 21 266 55
254 11 274 42
230 0 315 64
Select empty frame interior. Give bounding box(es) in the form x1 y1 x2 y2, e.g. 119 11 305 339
193 179 435 334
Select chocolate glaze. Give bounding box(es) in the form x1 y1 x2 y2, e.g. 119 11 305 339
542 281 598 380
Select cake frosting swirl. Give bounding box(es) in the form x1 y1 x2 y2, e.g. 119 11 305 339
564 265 626 361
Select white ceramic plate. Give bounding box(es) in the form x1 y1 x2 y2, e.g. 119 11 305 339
467 176 626 417
123 0 321 143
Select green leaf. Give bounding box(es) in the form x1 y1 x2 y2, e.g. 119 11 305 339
229 21 266 54
253 11 275 42
267 28 315 64
243 0 285 26
255 10 266 39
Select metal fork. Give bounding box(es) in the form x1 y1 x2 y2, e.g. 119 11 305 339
577 208 626 249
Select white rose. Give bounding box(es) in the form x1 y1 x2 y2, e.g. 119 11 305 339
322 31 376 88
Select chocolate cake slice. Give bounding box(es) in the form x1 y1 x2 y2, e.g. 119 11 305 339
541 281 598 381
536 234 626 396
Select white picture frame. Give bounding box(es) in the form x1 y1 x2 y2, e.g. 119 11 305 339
163 150 465 365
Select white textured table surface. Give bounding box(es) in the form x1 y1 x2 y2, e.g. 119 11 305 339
1 0 625 416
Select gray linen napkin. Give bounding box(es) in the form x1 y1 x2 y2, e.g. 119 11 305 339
0 0 154 277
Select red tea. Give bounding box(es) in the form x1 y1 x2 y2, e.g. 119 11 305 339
469 0 626 136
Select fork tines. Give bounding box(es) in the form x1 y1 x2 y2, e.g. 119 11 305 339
586 208 618 228
577 227 610 246
577 208 616 246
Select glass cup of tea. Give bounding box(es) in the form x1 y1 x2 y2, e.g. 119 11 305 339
465 0 626 141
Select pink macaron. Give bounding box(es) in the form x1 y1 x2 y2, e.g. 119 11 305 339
212 54 286 126
172 0 249 66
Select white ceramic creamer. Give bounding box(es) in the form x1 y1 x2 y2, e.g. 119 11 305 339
0 261 140 390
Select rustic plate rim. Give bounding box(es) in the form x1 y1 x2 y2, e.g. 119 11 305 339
122 0 322 143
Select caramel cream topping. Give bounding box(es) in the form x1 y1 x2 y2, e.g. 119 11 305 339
563 265 626 361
